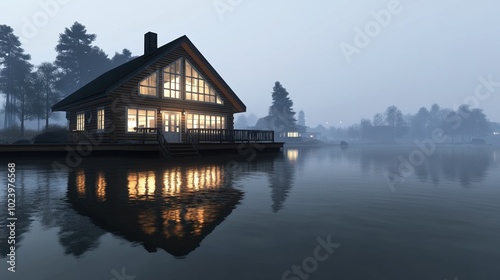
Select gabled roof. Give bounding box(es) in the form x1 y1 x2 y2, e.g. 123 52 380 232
52 35 246 112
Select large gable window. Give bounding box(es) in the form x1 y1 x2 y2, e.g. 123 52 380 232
163 59 182 99
139 72 158 96
127 108 156 132
185 61 223 105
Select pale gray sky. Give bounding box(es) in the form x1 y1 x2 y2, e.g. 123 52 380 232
3 0 500 127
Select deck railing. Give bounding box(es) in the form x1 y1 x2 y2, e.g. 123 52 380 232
187 129 274 144
134 127 158 144
135 127 170 157
155 129 170 158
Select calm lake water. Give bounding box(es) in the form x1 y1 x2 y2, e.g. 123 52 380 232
1 145 500 280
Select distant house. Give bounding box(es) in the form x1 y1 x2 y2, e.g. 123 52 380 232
52 32 246 144
253 116 304 142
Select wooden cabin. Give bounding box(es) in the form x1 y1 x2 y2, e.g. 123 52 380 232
52 32 271 146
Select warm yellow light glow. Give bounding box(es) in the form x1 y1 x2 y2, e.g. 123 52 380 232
163 168 182 195
287 149 299 161
185 165 224 192
76 170 86 197
96 171 106 201
128 171 156 200
138 209 156 235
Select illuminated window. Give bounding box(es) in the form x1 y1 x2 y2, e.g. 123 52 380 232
139 72 158 96
76 112 85 131
287 132 300 138
185 61 223 105
186 113 225 129
97 108 105 131
163 59 182 99
127 108 156 132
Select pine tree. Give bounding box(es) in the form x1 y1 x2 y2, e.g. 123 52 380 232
0 24 32 129
384 105 405 140
35 62 60 129
268 81 296 132
55 22 111 97
297 110 305 126
18 70 37 136
111 49 134 66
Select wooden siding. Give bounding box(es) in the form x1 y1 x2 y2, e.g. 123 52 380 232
64 45 242 144
107 46 237 143
68 101 114 143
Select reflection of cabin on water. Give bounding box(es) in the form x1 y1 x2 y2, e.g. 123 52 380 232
51 32 281 155
66 154 296 256
69 162 243 257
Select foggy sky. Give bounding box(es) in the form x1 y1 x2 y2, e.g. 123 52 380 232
3 0 500 127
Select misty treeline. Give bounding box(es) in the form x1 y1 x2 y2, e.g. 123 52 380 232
329 104 491 143
0 22 134 135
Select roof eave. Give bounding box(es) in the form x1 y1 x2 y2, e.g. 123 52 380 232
52 92 106 112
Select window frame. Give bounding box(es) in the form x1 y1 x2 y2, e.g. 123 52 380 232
138 71 159 97
76 111 85 131
126 107 157 133
162 58 183 99
185 111 226 130
97 107 105 132
183 60 224 105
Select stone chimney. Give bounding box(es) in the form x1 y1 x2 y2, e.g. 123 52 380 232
144 32 157 56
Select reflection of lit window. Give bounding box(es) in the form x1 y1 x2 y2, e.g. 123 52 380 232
138 210 156 235
76 170 85 197
127 171 156 200
494 132 499 135
287 149 298 162
162 208 207 238
163 168 182 195
96 172 106 201
186 165 223 191
163 209 184 238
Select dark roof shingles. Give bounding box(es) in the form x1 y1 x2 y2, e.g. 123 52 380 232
52 36 186 111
